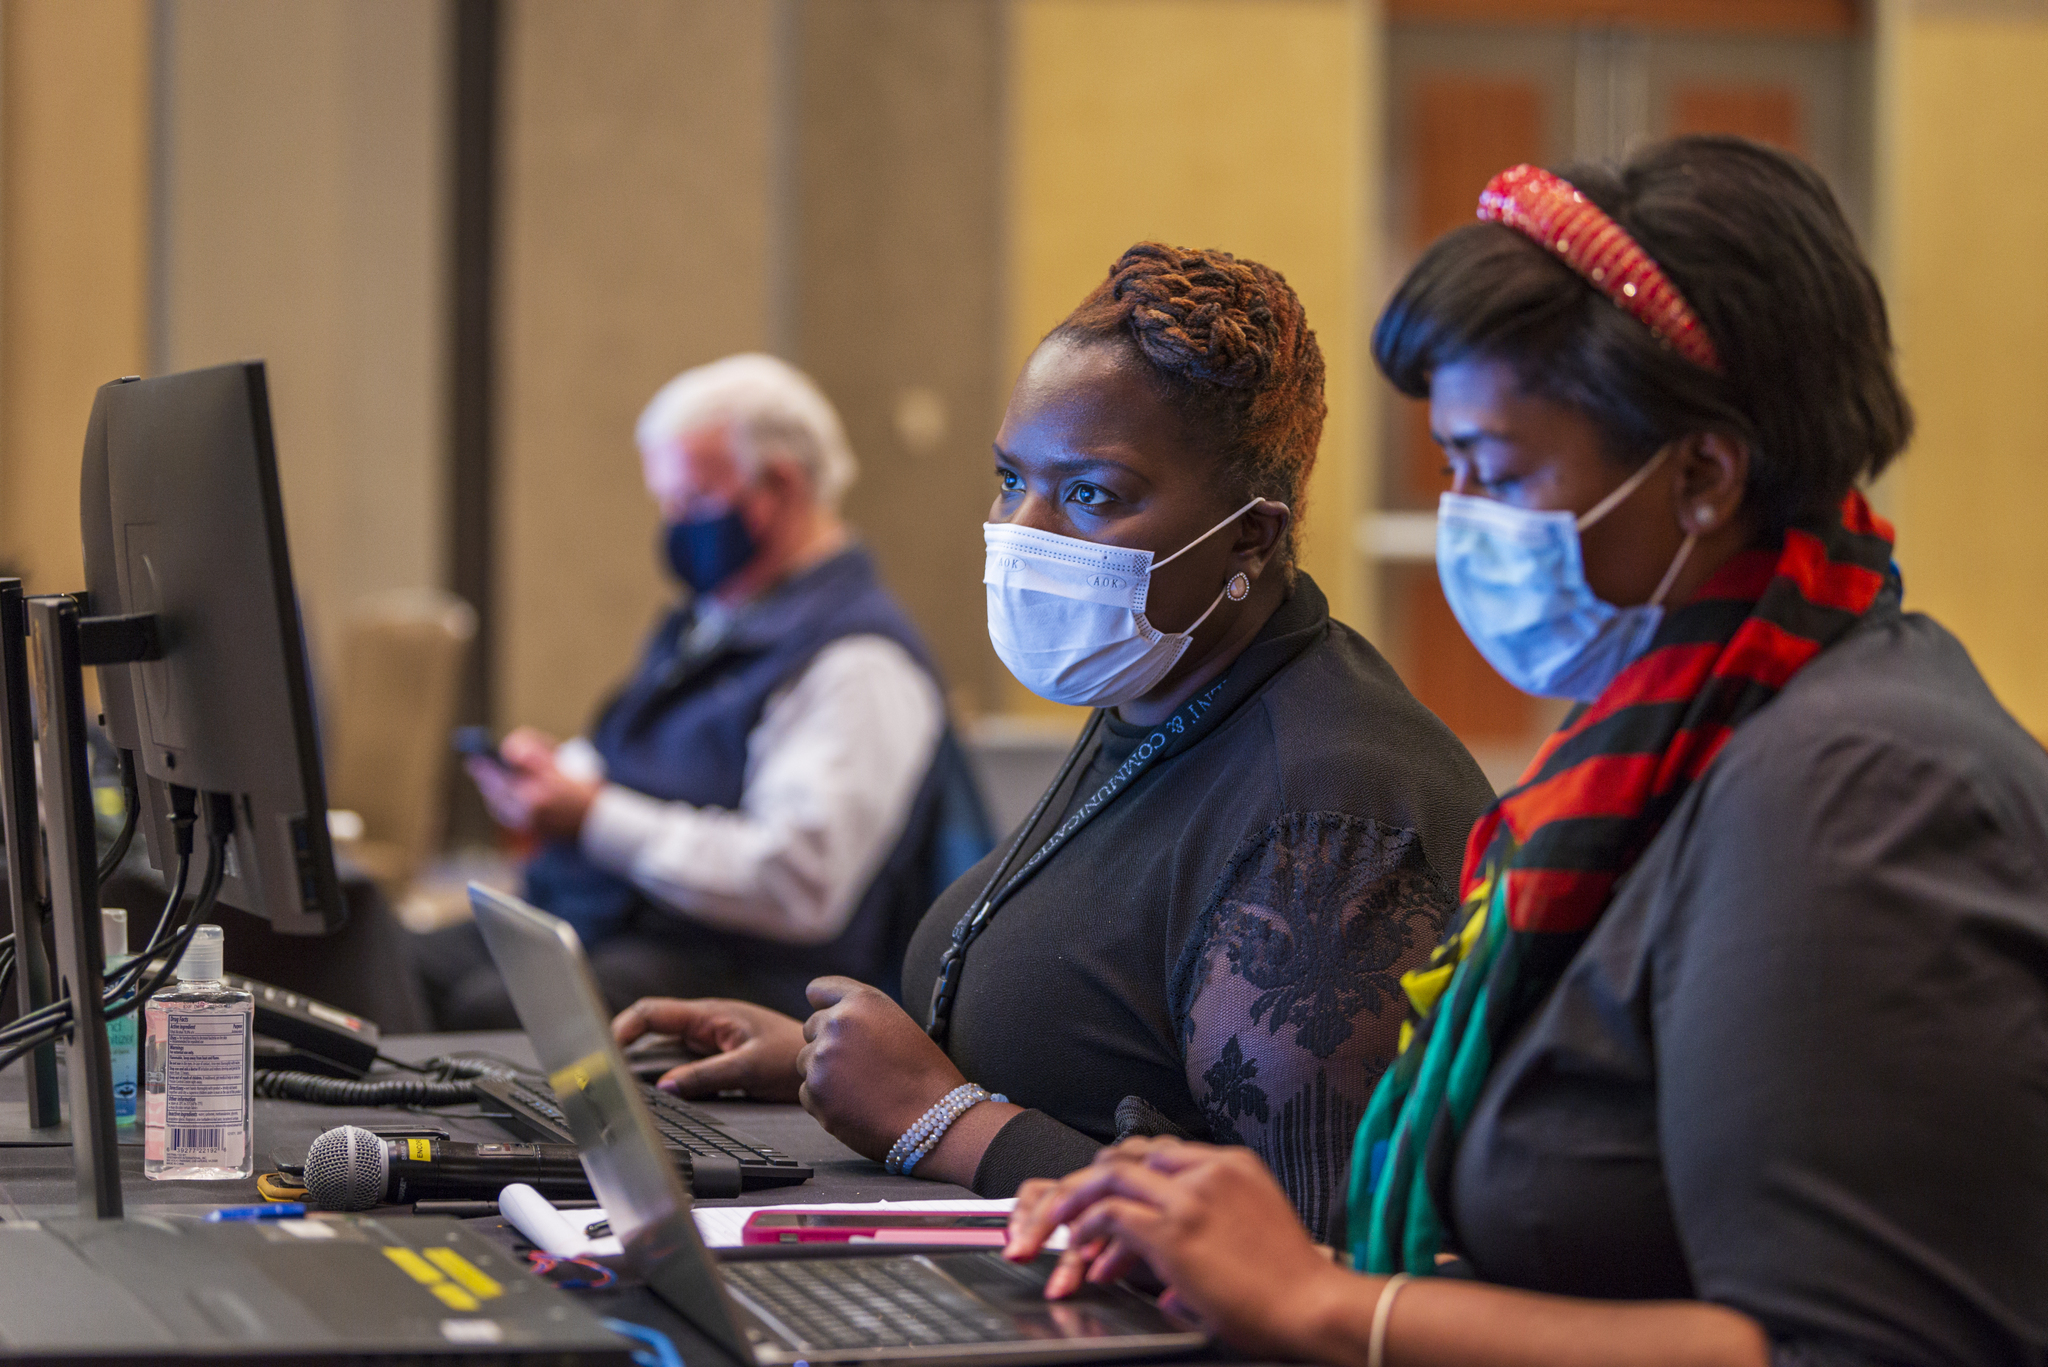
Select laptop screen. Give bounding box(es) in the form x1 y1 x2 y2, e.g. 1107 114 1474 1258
467 884 692 1248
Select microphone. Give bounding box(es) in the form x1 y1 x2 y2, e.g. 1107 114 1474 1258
303 1124 594 1211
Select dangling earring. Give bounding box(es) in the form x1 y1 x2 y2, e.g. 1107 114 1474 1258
1226 572 1251 601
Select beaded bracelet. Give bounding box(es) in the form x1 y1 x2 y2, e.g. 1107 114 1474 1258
886 1084 1008 1175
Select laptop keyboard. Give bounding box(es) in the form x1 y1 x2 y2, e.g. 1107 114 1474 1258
643 1088 800 1168
480 1074 809 1183
724 1258 1020 1349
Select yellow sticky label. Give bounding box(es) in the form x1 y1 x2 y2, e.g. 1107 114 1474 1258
431 1283 482 1312
548 1049 610 1097
382 1247 443 1285
424 1247 503 1300
406 1138 432 1162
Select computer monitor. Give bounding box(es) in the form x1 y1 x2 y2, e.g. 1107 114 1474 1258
81 362 343 934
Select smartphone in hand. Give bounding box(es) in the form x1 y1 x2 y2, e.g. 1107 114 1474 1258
452 725 508 768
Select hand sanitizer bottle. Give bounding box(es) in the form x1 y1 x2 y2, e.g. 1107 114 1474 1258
102 908 138 1126
143 924 253 1180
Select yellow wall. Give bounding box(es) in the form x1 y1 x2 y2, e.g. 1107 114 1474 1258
1006 0 1374 711
496 0 781 739
0 0 152 598
1887 7 2048 734
157 0 448 683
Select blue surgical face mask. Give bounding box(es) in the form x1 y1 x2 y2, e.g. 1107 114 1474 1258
1435 445 1696 701
663 508 758 594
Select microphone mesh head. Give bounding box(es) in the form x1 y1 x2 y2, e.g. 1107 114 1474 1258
304 1124 388 1210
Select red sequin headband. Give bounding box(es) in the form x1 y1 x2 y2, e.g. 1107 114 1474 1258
1477 164 1722 373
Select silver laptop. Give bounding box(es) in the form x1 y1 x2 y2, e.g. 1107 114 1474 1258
468 883 1208 1366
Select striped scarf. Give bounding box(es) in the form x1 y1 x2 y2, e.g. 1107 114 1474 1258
1348 491 1897 1274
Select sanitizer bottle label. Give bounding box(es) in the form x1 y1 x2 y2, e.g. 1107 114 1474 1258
158 1012 250 1167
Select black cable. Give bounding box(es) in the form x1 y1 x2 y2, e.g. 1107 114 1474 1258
253 1055 514 1107
93 749 142 885
141 786 202 951
0 788 215 1058
254 1070 483 1106
113 819 226 1020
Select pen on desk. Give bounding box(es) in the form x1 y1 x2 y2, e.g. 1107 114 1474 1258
207 1203 305 1222
413 1200 499 1219
412 1198 604 1218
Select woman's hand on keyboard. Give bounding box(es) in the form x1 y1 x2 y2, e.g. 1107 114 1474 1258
611 996 806 1103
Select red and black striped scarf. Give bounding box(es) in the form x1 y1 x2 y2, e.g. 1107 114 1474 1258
1472 489 1896 935
1352 490 1898 1273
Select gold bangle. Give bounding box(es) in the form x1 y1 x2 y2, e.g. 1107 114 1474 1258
1367 1272 1411 1367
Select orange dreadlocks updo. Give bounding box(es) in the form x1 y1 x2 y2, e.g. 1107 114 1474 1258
1053 242 1326 566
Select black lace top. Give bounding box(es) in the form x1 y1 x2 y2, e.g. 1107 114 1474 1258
901 576 1495 1240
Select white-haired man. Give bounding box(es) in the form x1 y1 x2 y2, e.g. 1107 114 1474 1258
417 354 985 1027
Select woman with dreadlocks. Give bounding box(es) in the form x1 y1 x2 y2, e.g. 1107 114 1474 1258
614 243 1495 1237
1007 137 2048 1367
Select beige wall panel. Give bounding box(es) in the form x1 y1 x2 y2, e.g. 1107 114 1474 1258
157 0 447 684
792 0 1006 713
498 0 778 738
1008 0 1370 718
1888 12 2048 733
0 0 151 597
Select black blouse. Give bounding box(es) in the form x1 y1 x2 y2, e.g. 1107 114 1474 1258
1448 601 2048 1365
902 576 1496 1240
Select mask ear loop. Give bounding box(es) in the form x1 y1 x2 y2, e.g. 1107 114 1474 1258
1150 497 1271 569
1146 498 1285 638
1576 444 1697 607
1648 533 1697 607
1575 445 1673 532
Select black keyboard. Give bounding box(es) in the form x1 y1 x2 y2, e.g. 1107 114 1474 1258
473 1074 811 1197
722 1257 1021 1350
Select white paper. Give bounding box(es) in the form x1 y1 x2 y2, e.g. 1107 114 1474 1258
498 1182 623 1257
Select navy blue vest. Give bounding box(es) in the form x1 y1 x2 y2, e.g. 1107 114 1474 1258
525 548 972 1010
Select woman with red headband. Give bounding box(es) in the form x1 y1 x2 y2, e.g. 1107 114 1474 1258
1006 136 2048 1366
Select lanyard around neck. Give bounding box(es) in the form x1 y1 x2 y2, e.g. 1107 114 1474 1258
924 676 1232 1043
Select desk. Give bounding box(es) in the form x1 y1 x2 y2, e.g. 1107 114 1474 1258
0 1030 975 1219
1 1033 1246 1367
0 1031 983 1364
4 1032 1261 1360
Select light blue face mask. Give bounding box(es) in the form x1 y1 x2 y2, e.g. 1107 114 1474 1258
1436 445 1696 702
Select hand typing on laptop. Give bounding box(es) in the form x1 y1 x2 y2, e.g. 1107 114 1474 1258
613 977 1022 1187
1005 1136 1337 1356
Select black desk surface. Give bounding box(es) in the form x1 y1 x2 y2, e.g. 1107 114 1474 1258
1 1034 1266 1367
0 1030 975 1219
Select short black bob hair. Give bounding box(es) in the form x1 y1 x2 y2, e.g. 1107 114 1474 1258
1372 135 1911 536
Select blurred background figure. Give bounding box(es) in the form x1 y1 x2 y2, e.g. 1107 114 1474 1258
413 355 989 1027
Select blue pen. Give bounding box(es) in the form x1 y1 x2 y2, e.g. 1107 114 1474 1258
206 1203 306 1222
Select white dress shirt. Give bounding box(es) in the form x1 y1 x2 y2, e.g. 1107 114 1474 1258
566 634 943 945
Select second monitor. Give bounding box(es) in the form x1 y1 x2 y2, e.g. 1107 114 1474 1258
81 362 343 935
